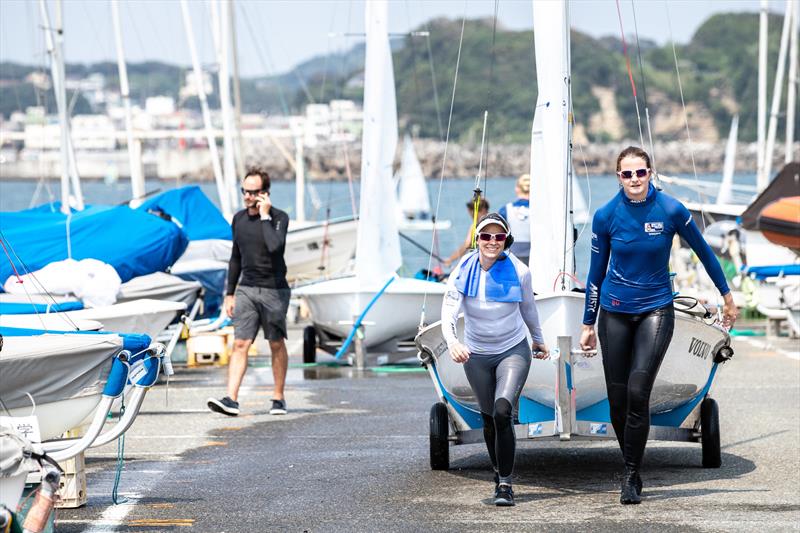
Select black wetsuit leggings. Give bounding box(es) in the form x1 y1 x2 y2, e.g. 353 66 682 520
597 304 675 470
463 339 531 482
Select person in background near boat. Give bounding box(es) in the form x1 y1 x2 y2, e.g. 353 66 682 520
443 199 490 267
207 167 291 417
579 146 738 505
441 212 549 507
498 174 531 264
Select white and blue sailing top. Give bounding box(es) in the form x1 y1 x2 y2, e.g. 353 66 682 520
442 251 544 355
499 199 531 259
583 184 730 325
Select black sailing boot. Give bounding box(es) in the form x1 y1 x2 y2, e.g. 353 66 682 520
620 467 641 504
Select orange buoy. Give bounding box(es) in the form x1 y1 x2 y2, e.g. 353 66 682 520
758 196 800 253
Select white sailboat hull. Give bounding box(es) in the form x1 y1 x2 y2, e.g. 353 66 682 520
295 276 447 348
0 334 124 440
285 217 358 282
0 299 186 338
417 292 730 420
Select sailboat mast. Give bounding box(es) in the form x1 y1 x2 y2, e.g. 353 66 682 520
757 0 769 191
529 0 573 293
179 0 231 219
229 0 246 180
110 0 146 206
764 0 794 182
216 0 239 214
786 4 798 163
717 115 739 205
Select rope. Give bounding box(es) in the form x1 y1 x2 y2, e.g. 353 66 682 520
614 0 644 146
664 2 705 230
111 396 127 505
420 6 468 328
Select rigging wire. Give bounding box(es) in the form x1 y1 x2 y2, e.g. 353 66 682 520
419 5 468 327
482 0 500 197
237 2 290 114
614 0 645 147
664 2 706 230
629 0 659 178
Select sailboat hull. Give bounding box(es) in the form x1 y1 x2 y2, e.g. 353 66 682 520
416 293 730 429
0 334 124 440
295 276 447 348
285 217 358 282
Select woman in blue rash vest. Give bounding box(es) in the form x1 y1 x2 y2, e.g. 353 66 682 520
579 146 738 505
441 212 549 507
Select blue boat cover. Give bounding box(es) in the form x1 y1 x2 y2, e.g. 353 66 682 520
0 202 189 286
137 186 231 241
743 264 800 280
0 300 84 315
0 326 151 353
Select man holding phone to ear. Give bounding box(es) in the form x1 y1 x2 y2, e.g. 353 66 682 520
207 167 291 416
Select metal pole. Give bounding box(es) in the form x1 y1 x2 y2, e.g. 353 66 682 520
217 0 238 214
179 0 230 219
757 0 769 190
55 0 84 210
764 0 793 182
295 132 306 222
38 0 70 214
557 335 572 440
786 4 798 163
229 0 246 179
110 0 145 206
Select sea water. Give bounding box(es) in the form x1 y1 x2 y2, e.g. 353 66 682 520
0 173 753 283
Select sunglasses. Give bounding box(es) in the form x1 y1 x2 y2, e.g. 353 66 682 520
477 232 508 242
617 168 649 179
241 187 267 196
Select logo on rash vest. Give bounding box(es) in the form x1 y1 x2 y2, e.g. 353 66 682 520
611 299 621 307
644 221 664 235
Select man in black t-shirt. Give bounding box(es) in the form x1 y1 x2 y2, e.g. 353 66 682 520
207 167 291 417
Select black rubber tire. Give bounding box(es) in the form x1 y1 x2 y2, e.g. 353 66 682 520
430 402 450 470
701 397 721 468
303 326 317 364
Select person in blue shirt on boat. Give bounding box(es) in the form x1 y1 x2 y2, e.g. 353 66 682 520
498 174 531 264
441 213 549 507
207 167 291 418
579 146 738 505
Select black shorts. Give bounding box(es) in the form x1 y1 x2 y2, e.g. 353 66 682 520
233 285 291 341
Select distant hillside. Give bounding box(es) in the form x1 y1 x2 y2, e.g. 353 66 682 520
1 11 796 144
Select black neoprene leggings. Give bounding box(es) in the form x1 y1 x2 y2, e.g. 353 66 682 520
597 304 675 470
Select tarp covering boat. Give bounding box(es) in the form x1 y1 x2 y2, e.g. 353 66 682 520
137 186 231 241
0 202 189 287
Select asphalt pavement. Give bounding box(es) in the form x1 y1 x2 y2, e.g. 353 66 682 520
54 329 800 532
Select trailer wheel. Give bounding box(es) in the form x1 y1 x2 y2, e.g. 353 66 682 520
303 326 317 364
430 402 450 470
701 397 721 468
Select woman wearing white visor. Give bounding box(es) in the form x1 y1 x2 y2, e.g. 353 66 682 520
441 212 549 506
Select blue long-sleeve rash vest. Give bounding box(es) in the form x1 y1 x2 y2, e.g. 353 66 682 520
583 184 730 325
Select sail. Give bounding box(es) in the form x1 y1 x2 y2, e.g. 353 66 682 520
529 0 573 293
716 114 739 205
354 0 401 285
397 134 431 219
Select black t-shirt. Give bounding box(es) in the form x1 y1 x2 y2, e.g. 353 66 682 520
226 207 289 293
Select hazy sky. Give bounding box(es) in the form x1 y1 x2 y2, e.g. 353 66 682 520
0 0 784 78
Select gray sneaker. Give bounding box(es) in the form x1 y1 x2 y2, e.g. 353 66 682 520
207 396 239 416
269 399 287 415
